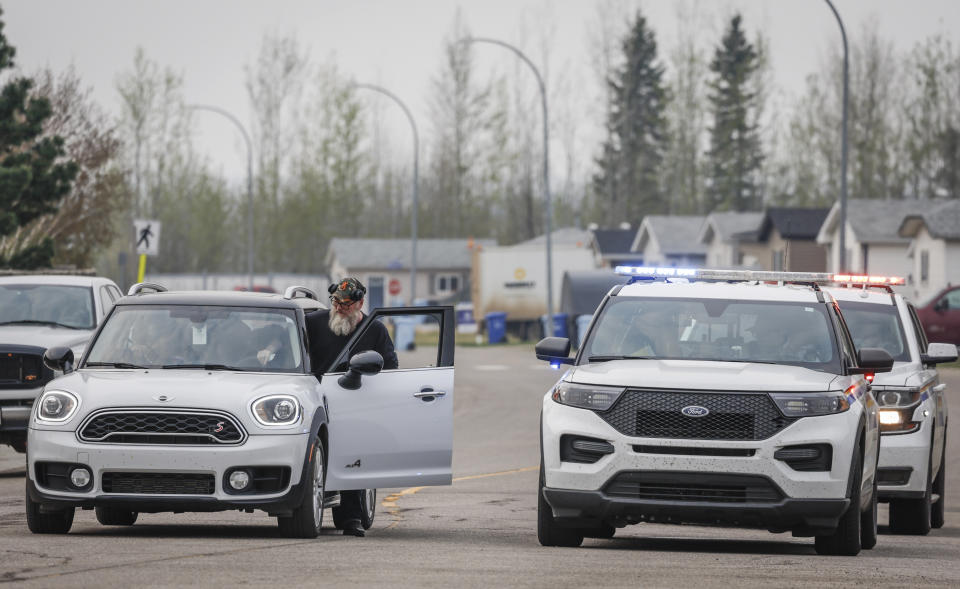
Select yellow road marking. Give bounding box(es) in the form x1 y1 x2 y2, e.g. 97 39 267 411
381 465 537 529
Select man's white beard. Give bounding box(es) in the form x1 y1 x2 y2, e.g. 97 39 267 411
329 307 362 336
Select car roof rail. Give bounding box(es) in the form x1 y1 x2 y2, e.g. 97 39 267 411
283 286 319 301
127 282 168 296
0 268 97 276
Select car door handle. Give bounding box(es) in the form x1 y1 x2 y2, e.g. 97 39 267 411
414 388 447 400
933 384 946 394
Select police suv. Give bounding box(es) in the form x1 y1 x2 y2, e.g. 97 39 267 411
535 268 894 555
826 278 956 535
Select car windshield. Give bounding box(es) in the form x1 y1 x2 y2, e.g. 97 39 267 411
835 300 910 362
0 284 95 329
84 305 304 372
583 297 839 371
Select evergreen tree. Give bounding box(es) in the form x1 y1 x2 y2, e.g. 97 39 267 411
0 8 78 268
592 10 668 225
704 14 764 211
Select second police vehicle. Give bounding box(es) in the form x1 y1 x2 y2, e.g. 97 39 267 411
535 267 900 555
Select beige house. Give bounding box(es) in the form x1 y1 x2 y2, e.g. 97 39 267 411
326 238 494 310
631 215 707 267
698 211 764 268
898 200 960 303
816 199 917 276
756 208 830 272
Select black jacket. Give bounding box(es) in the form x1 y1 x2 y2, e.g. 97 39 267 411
305 310 399 376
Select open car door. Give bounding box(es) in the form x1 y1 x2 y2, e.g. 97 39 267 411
322 306 455 491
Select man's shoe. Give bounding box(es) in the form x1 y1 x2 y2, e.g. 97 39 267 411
342 519 365 537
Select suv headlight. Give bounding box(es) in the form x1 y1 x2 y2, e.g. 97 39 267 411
874 388 923 434
251 394 301 426
552 382 625 411
770 392 850 417
36 390 80 423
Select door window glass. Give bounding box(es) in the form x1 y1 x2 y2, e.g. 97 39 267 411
944 289 960 309
339 311 445 372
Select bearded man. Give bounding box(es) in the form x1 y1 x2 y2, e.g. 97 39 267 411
304 277 398 536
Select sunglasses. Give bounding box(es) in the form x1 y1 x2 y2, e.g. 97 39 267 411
331 297 360 308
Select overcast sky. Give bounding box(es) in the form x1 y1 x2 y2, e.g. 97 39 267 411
4 0 959 183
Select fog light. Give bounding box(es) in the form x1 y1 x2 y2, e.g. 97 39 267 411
70 467 91 488
229 470 251 490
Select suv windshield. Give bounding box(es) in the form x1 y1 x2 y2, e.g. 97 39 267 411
0 284 95 329
583 297 840 372
84 305 304 372
835 300 910 362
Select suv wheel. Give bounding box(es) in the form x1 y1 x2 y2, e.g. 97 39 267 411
278 437 324 538
95 507 138 526
889 431 933 536
860 473 878 550
25 481 74 534
537 464 583 548
932 443 946 529
815 441 862 556
332 489 377 530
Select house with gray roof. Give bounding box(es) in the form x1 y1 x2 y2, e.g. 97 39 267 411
756 207 830 271
326 237 495 309
698 211 764 268
816 199 917 276
631 215 707 267
589 227 642 268
898 200 960 302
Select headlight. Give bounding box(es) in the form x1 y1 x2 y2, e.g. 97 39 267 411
36 390 80 423
770 392 850 417
551 382 625 411
873 388 923 434
251 394 301 426
874 388 921 408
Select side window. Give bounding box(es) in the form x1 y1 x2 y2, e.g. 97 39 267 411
945 289 960 310
907 304 928 353
335 310 450 373
99 286 115 316
108 285 122 302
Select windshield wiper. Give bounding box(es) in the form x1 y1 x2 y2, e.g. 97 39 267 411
587 355 654 362
0 319 82 330
85 361 148 369
161 363 245 371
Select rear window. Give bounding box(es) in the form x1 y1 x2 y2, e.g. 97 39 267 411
835 300 910 362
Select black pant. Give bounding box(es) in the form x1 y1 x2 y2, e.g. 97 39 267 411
337 489 363 521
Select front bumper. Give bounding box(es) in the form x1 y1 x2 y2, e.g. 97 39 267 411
0 385 42 432
878 416 932 499
543 485 849 533
26 429 311 514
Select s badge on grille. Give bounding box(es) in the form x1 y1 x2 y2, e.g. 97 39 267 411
213 422 225 433
681 405 710 417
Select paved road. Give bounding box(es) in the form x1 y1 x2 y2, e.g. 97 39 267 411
1 347 958 587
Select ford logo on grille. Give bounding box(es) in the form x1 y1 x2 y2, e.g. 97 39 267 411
681 405 710 417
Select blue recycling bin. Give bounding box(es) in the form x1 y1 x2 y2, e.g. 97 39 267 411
575 314 593 348
393 316 417 351
485 312 508 344
540 313 569 339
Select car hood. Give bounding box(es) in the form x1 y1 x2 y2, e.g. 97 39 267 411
0 325 92 351
40 369 319 431
568 359 841 392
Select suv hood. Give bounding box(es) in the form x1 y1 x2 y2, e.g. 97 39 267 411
871 361 927 389
569 359 840 392
0 325 92 350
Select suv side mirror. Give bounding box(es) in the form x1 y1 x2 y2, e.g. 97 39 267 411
921 342 959 365
852 347 894 374
535 337 574 365
43 346 75 374
338 350 384 390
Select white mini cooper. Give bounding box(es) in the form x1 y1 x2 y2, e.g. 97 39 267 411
26 283 455 537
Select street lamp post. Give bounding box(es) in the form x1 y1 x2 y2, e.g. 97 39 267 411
188 104 255 290
354 83 420 305
461 36 555 337
824 0 850 273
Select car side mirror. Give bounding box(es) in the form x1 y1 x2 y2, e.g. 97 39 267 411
535 337 574 365
921 342 959 365
852 347 894 374
43 346 75 374
934 298 948 312
338 350 384 390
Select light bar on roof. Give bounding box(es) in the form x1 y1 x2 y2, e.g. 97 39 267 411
832 274 905 286
614 266 834 282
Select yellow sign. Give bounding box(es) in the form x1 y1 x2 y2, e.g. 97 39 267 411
514 268 526 280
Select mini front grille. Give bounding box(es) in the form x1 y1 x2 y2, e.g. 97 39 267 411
600 389 796 441
102 472 216 495
79 410 245 445
604 471 783 503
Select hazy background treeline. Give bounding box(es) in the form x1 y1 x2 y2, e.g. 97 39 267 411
3 2 959 282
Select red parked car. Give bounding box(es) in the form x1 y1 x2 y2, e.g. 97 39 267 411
915 285 960 346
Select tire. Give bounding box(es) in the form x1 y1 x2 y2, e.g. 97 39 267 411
277 437 324 538
889 431 933 536
95 506 138 526
537 464 583 548
932 443 946 529
860 474 878 550
332 489 376 530
815 442 862 556
25 480 74 534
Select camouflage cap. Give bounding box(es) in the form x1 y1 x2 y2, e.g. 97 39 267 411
328 277 367 302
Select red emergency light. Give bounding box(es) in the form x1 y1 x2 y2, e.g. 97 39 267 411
832 274 905 286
